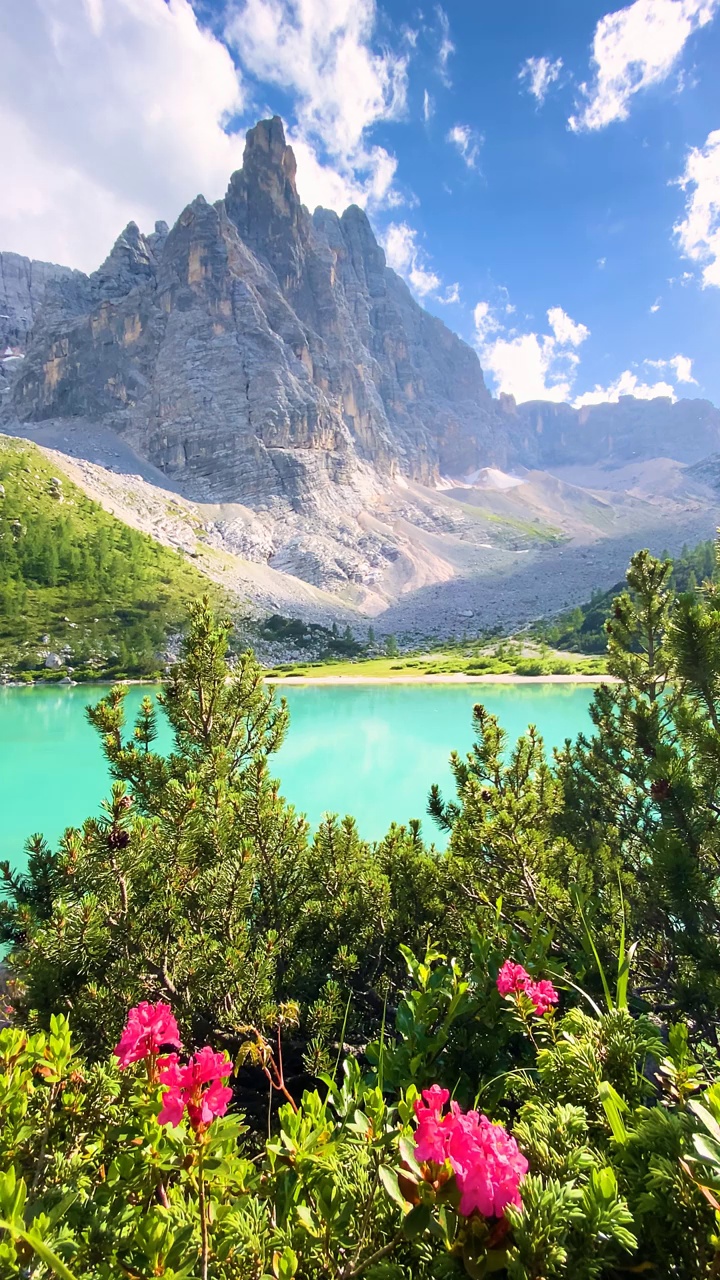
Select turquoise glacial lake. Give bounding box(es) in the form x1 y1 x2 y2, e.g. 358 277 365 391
0 682 595 870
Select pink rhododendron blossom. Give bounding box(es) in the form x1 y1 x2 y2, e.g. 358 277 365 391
413 1089 527 1220
496 959 559 1017
529 978 559 1016
496 960 531 997
158 1046 233 1132
114 1002 182 1069
414 1085 451 1163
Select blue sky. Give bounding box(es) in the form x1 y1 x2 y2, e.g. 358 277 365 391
2 0 720 407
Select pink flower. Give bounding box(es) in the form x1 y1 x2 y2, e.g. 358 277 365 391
114 1002 182 1070
529 979 559 1016
497 961 531 998
496 960 559 1018
413 1089 527 1220
158 1046 233 1133
414 1086 452 1164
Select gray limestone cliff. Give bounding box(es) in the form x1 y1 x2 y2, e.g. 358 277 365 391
0 252 83 350
9 117 500 503
499 395 720 467
5 116 720 511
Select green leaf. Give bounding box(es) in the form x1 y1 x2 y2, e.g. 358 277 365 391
599 1081 629 1144
295 1205 319 1236
378 1165 408 1208
45 1191 78 1230
272 1246 298 1280
0 1221 79 1280
693 1134 720 1167
574 891 614 1012
690 1099 720 1146
402 1202 432 1239
398 1136 423 1177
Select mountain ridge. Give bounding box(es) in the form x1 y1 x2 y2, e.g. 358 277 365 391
2 115 719 485
1 116 717 629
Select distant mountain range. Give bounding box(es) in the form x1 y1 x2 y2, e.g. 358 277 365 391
1 116 717 631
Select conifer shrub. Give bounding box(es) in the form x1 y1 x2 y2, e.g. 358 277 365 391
4 545 720 1274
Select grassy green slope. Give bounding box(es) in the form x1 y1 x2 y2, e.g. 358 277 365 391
0 439 226 680
265 647 608 680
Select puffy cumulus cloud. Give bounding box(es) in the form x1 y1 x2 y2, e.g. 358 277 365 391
473 301 501 342
482 333 576 403
0 0 247 271
675 128 720 287
569 0 719 133
226 0 407 213
382 223 441 296
574 370 677 406
518 55 563 105
646 353 697 381
474 302 590 403
437 282 461 305
446 124 483 170
547 306 590 347
474 295 695 408
670 353 697 381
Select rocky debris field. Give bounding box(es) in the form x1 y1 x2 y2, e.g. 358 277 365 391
2 418 716 645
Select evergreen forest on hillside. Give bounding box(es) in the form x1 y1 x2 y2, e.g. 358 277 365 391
537 539 718 654
4 548 720 1276
0 440 225 679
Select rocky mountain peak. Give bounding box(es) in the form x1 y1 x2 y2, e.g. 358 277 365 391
91 221 157 301
5 112 720 536
224 116 307 290
242 115 299 194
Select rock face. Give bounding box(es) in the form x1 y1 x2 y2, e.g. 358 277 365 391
0 252 83 350
497 394 720 467
9 117 500 504
4 115 720 610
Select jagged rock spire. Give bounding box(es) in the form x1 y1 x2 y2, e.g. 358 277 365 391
224 116 307 288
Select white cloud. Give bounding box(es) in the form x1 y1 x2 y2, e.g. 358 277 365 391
437 282 461 305
675 128 720 287
382 222 441 296
597 256 607 268
473 301 501 342
474 301 590 402
547 306 590 347
569 0 719 133
423 89 433 122
0 0 248 271
483 333 576 403
646 353 697 381
519 55 563 105
650 297 662 311
436 6 455 86
670 353 697 381
446 123 482 170
574 370 677 406
475 294 694 408
226 0 408 215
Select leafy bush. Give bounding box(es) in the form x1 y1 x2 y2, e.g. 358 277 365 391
5 544 720 1274
514 661 547 677
1 952 717 1278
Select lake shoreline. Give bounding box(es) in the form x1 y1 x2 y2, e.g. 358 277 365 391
267 672 617 685
2 672 615 690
